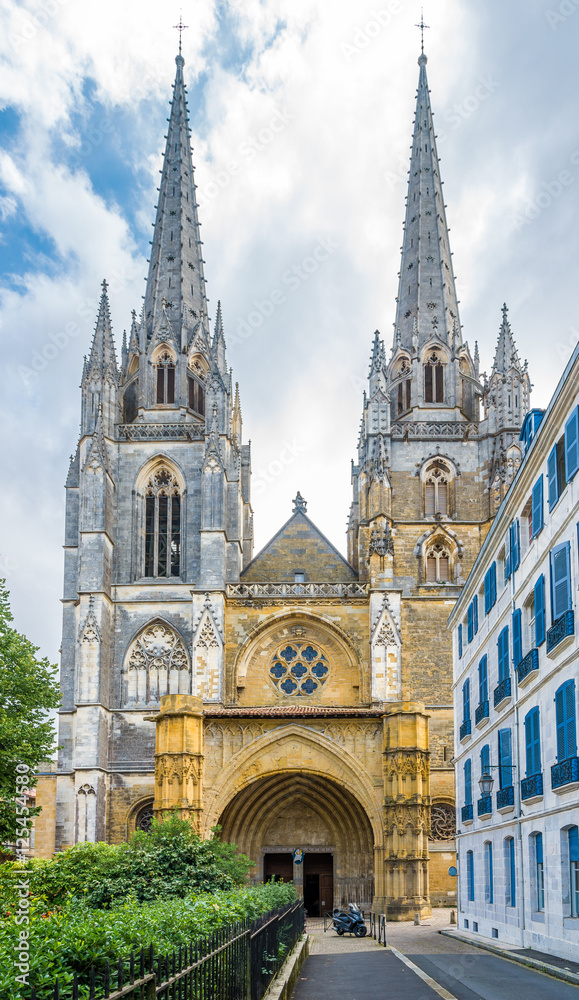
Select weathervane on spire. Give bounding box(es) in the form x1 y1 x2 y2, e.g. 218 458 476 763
415 8 429 54
173 10 188 55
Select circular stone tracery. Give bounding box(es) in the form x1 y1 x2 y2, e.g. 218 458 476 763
269 641 330 696
430 803 456 841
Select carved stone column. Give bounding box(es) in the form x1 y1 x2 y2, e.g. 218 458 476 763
375 701 431 919
149 694 204 833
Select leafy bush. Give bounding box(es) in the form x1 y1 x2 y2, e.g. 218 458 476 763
0 814 253 910
0 881 297 1000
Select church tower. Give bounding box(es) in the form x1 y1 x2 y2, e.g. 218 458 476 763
55 51 253 848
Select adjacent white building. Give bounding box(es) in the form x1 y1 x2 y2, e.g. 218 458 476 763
449 342 579 961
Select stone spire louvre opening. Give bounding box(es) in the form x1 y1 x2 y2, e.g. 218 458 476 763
143 53 209 345
392 53 461 352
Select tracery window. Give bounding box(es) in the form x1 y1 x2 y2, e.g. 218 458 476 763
188 356 206 416
426 541 450 583
144 469 181 578
269 641 330 696
430 803 456 841
156 352 175 404
396 379 411 415
124 621 189 704
424 352 444 403
136 803 154 833
425 467 448 516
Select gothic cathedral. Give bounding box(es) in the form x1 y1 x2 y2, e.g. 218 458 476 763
42 49 530 918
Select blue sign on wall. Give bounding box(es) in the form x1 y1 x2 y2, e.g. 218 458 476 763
293 849 304 865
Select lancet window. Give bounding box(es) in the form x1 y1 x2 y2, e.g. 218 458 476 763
188 356 206 417
426 540 451 583
144 468 181 578
156 352 175 404
425 466 449 516
424 352 444 403
123 379 138 423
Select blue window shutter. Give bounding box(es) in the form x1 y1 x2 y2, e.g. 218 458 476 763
498 626 509 681
467 603 473 644
463 678 471 721
513 609 522 666
565 406 579 481
498 728 512 789
458 624 463 658
570 827 579 864
534 575 545 645
479 655 488 704
484 570 491 614
480 743 490 774
536 832 543 865
513 520 520 571
491 563 497 606
548 444 559 510
464 758 472 805
505 528 512 581
473 595 478 634
556 680 577 761
531 476 544 538
551 541 572 620
509 838 516 906
524 707 541 776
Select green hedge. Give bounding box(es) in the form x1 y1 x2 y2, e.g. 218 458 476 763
0 882 297 1000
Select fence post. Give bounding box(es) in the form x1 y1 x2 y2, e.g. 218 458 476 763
246 926 252 1000
145 973 157 1000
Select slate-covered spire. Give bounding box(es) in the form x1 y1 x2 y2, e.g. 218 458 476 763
85 280 118 380
392 52 461 351
143 52 209 347
491 303 522 376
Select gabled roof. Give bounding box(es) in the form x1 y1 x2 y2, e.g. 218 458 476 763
241 506 357 583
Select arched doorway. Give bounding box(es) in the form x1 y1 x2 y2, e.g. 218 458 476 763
218 771 375 914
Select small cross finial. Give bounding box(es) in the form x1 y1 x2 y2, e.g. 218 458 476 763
415 8 429 54
174 11 188 55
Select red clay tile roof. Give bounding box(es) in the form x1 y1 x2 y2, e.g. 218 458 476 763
204 706 383 718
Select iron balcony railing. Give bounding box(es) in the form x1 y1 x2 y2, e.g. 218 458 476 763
461 804 473 822
546 610 575 655
551 756 579 790
477 796 492 817
521 772 543 800
459 719 472 741
493 676 511 708
516 648 539 685
496 785 515 810
475 701 489 725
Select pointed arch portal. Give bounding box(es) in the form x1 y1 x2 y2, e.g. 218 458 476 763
217 771 375 913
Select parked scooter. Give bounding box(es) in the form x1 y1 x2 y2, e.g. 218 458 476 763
332 902 367 937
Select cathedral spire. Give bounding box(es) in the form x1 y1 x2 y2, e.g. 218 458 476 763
491 303 522 376
392 52 461 352
85 280 118 380
143 52 209 346
212 300 227 375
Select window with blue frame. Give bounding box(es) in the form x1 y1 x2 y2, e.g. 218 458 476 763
534 575 546 646
531 476 543 538
484 841 494 903
480 744 490 775
555 679 577 762
467 596 478 643
565 406 579 482
534 833 544 911
550 541 572 622
497 626 510 681
498 728 512 789
569 827 579 917
464 758 472 805
506 520 520 580
513 609 522 667
458 623 463 658
548 437 566 510
462 678 471 724
505 837 516 906
484 562 497 615
466 849 475 902
524 707 541 777
478 656 488 704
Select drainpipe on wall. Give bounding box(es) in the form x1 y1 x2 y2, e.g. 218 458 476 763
511 567 526 947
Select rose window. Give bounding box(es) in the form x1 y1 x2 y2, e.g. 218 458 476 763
269 642 329 696
430 803 456 841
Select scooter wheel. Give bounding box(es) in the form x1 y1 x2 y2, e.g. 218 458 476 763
336 928 344 936
354 925 367 937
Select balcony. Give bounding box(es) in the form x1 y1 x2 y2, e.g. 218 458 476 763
521 772 543 803
461 804 473 825
459 719 472 743
496 785 515 813
546 610 575 657
493 676 512 709
551 756 579 792
477 796 492 818
516 648 539 687
475 701 489 728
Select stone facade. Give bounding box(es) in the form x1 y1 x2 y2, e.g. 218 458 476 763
36 48 531 919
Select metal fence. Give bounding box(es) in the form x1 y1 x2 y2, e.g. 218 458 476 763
30 901 304 1000
369 911 387 946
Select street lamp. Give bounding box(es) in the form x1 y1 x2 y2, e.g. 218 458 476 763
479 771 493 796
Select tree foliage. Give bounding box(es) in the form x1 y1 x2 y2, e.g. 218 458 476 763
0 580 60 843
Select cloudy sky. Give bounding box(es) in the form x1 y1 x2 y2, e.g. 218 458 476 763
0 0 578 664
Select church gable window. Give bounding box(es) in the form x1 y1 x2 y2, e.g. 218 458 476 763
155 351 175 405
144 468 181 578
425 468 449 516
424 351 444 403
